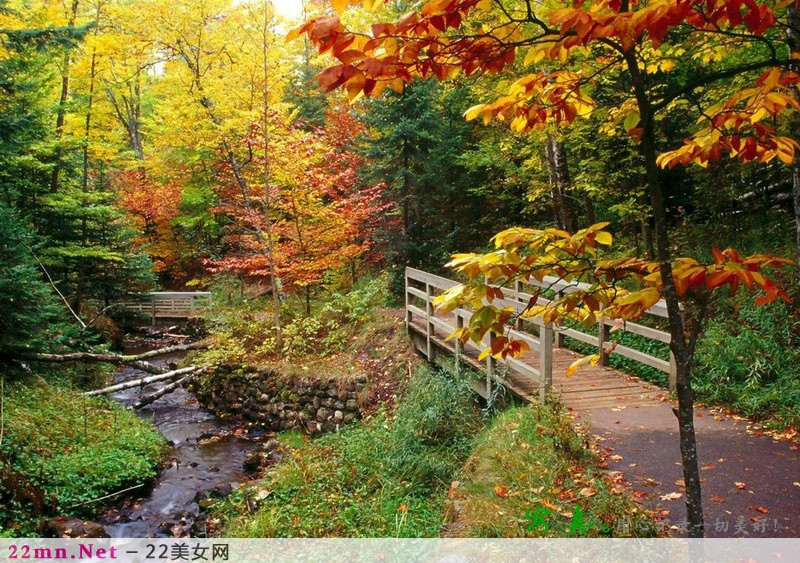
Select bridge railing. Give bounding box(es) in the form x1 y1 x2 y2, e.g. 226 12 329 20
116 292 212 324
405 267 678 401
513 275 677 390
405 267 553 404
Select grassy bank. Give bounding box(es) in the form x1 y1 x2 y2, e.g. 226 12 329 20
444 401 656 537
0 378 166 536
213 366 483 537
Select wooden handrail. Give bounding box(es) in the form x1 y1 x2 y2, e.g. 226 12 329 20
405 265 677 394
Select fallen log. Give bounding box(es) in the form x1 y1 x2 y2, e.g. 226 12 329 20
83 366 199 396
33 341 208 365
132 373 199 410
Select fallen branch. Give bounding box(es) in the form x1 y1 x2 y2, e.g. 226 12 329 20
132 372 200 410
83 366 199 396
64 483 146 510
32 341 208 365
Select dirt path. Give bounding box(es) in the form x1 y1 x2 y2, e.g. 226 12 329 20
576 400 800 537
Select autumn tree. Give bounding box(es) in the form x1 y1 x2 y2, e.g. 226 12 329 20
292 0 799 536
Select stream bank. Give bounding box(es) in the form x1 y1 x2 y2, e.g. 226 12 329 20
88 330 261 538
91 328 368 538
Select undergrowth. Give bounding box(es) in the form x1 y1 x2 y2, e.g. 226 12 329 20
0 378 166 535
212 366 484 537
693 296 800 428
445 400 658 537
199 274 391 367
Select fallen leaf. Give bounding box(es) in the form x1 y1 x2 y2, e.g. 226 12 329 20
494 484 510 498
643 478 659 486
660 492 683 501
674 479 685 488
448 481 460 499
539 498 559 511
710 496 726 504
609 454 623 461
735 482 747 490
701 464 716 470
793 482 800 487
754 506 769 514
578 487 597 498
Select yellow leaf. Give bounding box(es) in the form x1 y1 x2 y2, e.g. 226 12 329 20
331 0 349 15
566 354 599 377
464 104 486 121
594 230 613 246
623 111 640 132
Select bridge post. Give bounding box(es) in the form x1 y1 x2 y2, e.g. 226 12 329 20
514 280 524 331
553 290 564 348
151 295 156 326
598 315 609 366
405 269 412 333
455 314 463 377
539 321 554 404
426 283 435 361
486 332 495 400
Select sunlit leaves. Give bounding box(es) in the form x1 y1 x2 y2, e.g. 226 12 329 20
658 70 800 168
434 223 792 370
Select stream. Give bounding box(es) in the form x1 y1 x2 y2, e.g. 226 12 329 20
96 334 261 538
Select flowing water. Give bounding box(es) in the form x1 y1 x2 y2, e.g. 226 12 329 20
98 341 254 538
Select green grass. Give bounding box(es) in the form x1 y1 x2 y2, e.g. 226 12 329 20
213 366 484 537
445 400 658 537
0 378 166 535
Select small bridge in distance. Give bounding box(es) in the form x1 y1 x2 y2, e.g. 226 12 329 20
404 267 676 410
115 292 212 324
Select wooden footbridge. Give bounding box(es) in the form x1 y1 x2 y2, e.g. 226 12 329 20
405 267 676 410
115 292 211 324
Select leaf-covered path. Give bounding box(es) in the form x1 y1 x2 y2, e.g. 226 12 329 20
573 382 800 537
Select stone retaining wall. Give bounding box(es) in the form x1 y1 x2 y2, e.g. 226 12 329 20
192 365 367 435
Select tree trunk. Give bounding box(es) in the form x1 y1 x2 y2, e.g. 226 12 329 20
259 0 283 350
51 0 80 193
787 5 800 267
641 214 655 260
84 366 199 396
625 49 704 537
33 341 208 365
132 374 196 409
545 134 574 230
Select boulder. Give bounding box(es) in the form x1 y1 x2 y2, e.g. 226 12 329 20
45 518 109 538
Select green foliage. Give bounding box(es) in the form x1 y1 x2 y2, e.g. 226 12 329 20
0 204 69 360
358 79 529 299
0 379 165 534
448 401 657 537
214 366 483 537
694 296 800 427
202 273 391 365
